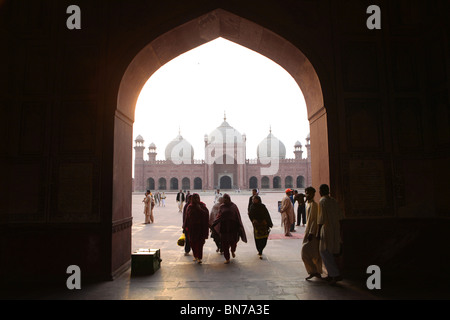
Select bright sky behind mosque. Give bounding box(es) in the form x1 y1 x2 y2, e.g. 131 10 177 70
133 37 310 175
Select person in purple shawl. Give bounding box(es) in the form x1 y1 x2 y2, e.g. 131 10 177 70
183 193 209 264
212 193 247 264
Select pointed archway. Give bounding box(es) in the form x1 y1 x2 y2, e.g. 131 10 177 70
112 8 328 277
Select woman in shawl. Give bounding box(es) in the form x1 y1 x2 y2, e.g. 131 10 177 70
183 193 209 264
209 196 224 254
212 193 247 264
181 194 193 255
248 195 273 259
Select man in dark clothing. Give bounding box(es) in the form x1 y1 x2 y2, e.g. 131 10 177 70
248 188 258 213
176 189 185 212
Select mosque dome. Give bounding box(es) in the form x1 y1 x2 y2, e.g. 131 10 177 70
206 115 244 146
257 130 286 160
149 142 156 149
294 140 302 148
165 134 194 163
135 135 144 142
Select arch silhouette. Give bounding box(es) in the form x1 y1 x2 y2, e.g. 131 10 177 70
112 10 329 275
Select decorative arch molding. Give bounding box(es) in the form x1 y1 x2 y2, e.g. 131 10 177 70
115 8 329 192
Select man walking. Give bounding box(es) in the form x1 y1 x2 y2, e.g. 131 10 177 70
301 187 322 280
317 184 343 285
176 189 185 213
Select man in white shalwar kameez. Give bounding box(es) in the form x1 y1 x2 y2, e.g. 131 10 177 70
317 184 343 285
301 187 323 280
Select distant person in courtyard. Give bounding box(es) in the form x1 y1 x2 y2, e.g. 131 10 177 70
214 189 222 204
294 190 306 227
209 196 224 254
280 189 295 236
183 193 209 264
161 192 166 207
248 195 273 259
155 191 160 206
317 184 343 285
301 187 322 280
143 190 152 224
149 191 155 223
176 189 186 212
289 189 296 231
182 194 193 255
212 193 247 264
248 188 258 213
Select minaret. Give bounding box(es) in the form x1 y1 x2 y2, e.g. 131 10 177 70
305 133 311 161
147 143 157 162
134 135 145 192
134 135 145 161
294 141 303 160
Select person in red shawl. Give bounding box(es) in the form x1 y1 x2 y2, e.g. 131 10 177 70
183 193 209 264
212 193 247 264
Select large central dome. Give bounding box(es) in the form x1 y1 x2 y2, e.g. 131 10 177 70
206 115 244 146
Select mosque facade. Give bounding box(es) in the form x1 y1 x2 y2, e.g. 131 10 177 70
133 117 311 192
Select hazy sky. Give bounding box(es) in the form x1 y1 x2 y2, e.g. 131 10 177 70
133 37 309 172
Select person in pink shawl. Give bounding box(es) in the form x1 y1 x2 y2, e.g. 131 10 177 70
183 193 209 264
212 193 247 264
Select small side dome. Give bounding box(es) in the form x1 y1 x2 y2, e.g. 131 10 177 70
257 131 286 160
165 134 194 163
135 135 144 142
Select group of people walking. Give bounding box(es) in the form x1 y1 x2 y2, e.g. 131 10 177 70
182 193 247 264
145 184 343 285
277 185 343 284
142 190 167 224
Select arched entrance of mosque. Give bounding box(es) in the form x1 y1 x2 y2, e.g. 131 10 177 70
261 176 270 189
147 178 155 190
194 177 202 190
182 177 190 190
219 175 232 190
113 8 329 278
249 177 258 189
273 176 282 189
170 178 179 190
158 178 167 190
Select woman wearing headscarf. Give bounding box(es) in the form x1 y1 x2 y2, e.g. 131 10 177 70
209 196 224 254
183 193 209 264
181 194 193 256
212 193 247 264
248 195 273 259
